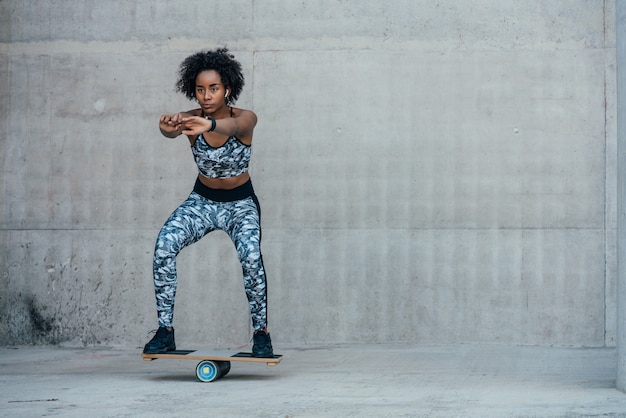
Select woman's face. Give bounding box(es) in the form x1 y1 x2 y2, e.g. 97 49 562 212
195 70 228 114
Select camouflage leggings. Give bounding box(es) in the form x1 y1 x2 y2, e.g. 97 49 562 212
152 180 267 330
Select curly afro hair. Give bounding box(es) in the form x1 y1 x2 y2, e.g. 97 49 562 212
175 48 245 105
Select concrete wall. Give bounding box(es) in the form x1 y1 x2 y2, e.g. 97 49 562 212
616 0 626 393
0 0 617 349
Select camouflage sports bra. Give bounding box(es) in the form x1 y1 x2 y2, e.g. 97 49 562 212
191 134 251 179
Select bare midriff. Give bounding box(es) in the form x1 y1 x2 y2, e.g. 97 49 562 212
198 171 250 190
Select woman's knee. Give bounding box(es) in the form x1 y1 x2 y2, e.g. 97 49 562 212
238 245 264 271
155 226 187 258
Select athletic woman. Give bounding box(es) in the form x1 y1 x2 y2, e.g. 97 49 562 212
143 48 273 357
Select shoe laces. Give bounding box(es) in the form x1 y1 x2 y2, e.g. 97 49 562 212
253 330 270 345
147 327 171 338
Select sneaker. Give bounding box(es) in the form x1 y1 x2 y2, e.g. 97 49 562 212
252 329 274 358
143 327 176 354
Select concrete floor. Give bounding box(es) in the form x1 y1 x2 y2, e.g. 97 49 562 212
1 344 626 417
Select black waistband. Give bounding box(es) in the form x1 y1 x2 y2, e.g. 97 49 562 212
193 177 255 202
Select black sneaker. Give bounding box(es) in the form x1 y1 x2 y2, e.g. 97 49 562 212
143 327 176 354
252 330 274 358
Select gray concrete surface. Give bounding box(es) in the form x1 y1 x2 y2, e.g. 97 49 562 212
2 0 625 393
615 0 626 392
1 344 625 417
0 0 616 349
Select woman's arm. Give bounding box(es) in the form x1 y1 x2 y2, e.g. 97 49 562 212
158 111 198 138
181 109 258 144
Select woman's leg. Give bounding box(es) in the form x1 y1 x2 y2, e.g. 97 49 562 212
152 193 217 328
224 196 273 357
224 196 268 331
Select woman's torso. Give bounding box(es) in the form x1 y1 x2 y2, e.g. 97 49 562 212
191 134 251 189
189 107 252 190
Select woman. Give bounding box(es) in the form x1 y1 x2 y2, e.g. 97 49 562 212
143 48 273 357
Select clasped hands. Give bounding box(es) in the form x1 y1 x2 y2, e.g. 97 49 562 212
159 113 213 136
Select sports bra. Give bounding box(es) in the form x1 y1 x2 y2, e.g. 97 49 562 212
191 134 251 179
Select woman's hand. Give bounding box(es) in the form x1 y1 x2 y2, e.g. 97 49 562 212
181 116 213 136
159 113 185 138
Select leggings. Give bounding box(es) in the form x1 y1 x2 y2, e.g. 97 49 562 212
152 178 267 330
